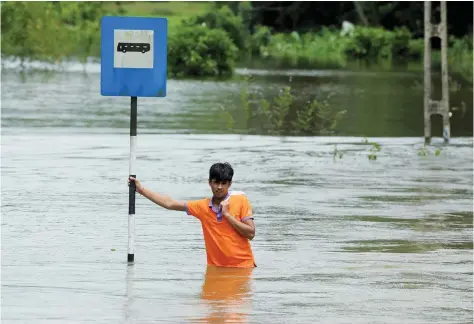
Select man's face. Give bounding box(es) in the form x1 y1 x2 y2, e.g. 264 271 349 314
209 179 231 199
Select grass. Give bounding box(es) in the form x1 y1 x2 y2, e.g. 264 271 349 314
103 1 211 30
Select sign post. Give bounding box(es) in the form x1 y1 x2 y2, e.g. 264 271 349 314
100 16 168 264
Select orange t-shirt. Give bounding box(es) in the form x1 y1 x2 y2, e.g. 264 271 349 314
184 191 256 268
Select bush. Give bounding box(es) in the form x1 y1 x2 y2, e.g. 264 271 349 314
257 29 349 69
344 26 390 59
448 35 473 83
250 25 272 55
252 25 439 69
391 27 412 58
235 77 347 136
182 5 248 52
344 26 412 60
1 2 111 65
1 2 73 63
408 38 424 59
168 25 238 77
295 94 347 136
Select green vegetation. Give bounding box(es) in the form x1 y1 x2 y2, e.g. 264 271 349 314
253 26 423 69
168 25 237 77
333 146 344 160
331 138 447 162
102 1 210 30
1 2 107 64
447 35 474 83
1 1 472 82
224 76 347 136
418 146 442 157
181 4 249 53
364 138 382 160
251 25 472 83
167 5 245 77
333 138 383 161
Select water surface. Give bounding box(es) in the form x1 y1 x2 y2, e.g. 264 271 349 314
1 62 472 137
1 65 473 323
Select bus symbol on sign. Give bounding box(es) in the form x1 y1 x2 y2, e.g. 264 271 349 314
113 29 154 69
117 42 151 54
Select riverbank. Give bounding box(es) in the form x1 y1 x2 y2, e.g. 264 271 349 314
247 26 472 81
1 2 472 83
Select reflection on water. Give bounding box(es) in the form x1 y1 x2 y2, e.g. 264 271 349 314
122 264 253 324
1 63 472 137
124 265 135 324
350 212 473 231
342 239 473 253
195 266 253 323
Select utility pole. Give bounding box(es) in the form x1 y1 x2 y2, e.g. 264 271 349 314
424 1 450 144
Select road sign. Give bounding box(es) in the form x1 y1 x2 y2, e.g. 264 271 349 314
100 16 167 97
100 16 168 264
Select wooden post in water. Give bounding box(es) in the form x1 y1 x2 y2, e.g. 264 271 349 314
424 1 450 145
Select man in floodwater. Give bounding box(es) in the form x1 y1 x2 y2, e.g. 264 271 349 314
128 162 256 268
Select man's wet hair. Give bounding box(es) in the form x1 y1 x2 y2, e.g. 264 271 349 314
209 162 234 183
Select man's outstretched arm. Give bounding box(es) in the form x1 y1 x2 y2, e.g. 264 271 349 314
129 177 185 211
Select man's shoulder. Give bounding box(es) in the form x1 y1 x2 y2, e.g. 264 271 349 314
229 191 251 204
191 197 210 204
229 190 246 197
185 197 210 217
186 197 210 208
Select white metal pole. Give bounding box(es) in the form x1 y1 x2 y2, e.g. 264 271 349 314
128 96 137 263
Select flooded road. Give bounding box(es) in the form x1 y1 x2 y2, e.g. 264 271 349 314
1 67 473 323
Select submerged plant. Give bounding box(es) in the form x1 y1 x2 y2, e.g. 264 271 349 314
363 137 381 160
326 140 445 161
333 145 343 160
418 145 442 157
270 86 293 131
219 104 235 132
237 76 346 136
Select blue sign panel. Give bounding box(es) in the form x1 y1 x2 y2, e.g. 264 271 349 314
100 16 167 97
